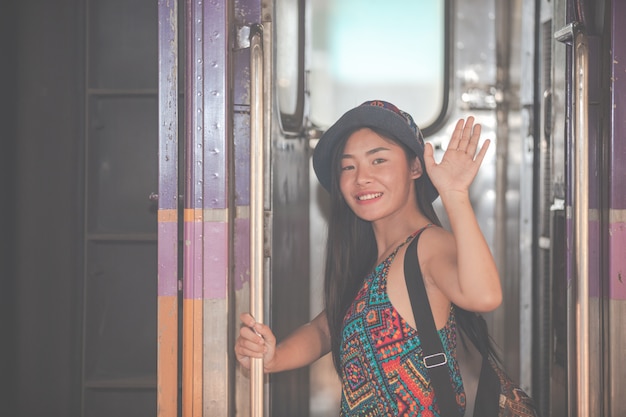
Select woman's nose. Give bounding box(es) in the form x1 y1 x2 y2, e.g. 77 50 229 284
354 166 372 185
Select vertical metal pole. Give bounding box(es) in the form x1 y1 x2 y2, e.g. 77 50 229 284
556 22 589 417
157 1 179 416
572 25 589 417
249 26 265 417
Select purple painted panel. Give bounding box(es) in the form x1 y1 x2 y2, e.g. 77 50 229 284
158 221 179 297
186 0 204 211
234 217 251 291
612 0 626 209
158 0 178 211
610 221 626 300
184 220 204 300
203 0 228 210
204 221 228 299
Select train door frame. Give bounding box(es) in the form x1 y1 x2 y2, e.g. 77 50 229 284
156 0 313 415
549 0 620 416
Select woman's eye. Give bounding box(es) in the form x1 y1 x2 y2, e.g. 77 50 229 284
341 165 354 171
373 158 386 165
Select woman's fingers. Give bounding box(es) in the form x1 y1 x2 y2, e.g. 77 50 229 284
235 312 278 371
448 117 481 152
426 117 489 194
240 312 276 345
240 312 257 328
253 321 276 345
445 117 486 161
235 326 264 369
447 118 466 150
473 138 491 166
459 116 473 148
240 325 264 346
464 120 481 156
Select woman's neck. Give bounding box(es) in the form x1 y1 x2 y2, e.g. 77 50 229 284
372 215 431 263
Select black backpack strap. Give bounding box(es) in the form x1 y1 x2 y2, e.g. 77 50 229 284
455 308 500 416
403 233 461 417
474 356 500 416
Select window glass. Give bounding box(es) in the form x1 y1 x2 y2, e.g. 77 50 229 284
276 0 304 131
276 0 298 114
309 0 446 130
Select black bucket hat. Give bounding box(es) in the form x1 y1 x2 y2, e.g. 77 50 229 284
312 100 438 202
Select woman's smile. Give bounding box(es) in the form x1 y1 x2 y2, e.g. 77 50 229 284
355 192 383 202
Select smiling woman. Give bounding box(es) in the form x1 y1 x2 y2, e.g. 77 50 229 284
236 100 502 416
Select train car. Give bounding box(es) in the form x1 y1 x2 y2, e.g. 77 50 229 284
1 0 623 416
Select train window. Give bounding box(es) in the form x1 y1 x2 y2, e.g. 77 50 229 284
276 0 305 133
308 0 447 131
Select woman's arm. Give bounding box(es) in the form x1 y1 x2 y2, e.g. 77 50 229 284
235 310 331 373
422 117 502 312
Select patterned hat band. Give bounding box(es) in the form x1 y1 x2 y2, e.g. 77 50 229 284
360 100 425 148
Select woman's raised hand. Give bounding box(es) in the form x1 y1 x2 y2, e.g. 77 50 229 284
423 117 490 196
234 312 277 370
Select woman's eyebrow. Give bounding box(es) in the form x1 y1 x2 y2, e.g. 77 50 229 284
366 146 391 155
341 146 391 159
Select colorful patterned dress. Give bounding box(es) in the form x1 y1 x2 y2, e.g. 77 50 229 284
339 230 466 416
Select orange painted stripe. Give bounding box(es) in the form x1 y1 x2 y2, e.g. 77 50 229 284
157 296 178 417
184 208 203 223
183 298 203 417
158 209 178 223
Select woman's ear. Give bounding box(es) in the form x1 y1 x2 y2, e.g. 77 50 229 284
410 157 423 179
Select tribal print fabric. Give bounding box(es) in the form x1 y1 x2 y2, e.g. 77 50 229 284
339 232 465 417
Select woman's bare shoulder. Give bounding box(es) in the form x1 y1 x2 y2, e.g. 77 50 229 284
419 225 455 251
417 226 457 271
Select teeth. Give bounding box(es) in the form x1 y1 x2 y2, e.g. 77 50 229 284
358 193 382 201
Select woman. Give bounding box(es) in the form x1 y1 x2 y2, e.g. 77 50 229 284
235 100 502 416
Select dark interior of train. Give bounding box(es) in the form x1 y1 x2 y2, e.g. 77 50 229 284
1 1 17 414
2 1 138 415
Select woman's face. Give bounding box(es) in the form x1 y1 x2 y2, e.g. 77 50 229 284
338 128 422 223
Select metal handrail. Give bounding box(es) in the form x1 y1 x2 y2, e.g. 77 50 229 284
572 24 590 417
556 21 589 417
249 25 265 417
